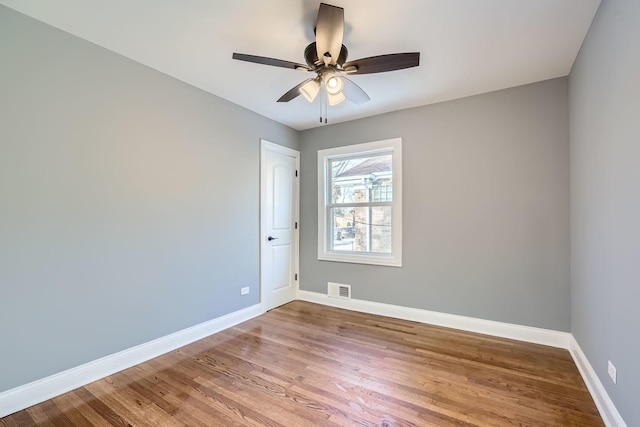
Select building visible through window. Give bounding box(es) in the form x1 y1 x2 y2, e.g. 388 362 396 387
331 155 392 253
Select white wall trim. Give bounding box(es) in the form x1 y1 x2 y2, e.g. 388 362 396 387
297 290 631 426
317 138 403 268
2 295 627 427
297 290 571 348
0 303 264 418
569 336 628 427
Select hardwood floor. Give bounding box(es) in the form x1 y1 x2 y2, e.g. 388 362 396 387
1 301 603 426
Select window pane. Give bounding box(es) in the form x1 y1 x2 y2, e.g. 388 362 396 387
371 181 393 202
330 206 392 253
330 155 392 204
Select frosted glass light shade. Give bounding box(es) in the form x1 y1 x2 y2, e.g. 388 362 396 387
300 79 320 102
326 76 344 95
327 91 346 106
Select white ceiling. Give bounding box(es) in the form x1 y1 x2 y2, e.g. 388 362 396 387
1 0 600 131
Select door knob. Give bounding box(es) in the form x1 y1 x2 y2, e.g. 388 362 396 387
267 236 279 241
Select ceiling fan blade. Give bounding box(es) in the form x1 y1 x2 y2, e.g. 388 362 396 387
232 53 311 71
277 78 314 102
341 77 370 105
342 52 420 74
315 3 344 65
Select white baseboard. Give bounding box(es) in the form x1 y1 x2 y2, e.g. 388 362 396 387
0 303 264 418
297 290 570 348
297 291 629 426
2 294 627 427
569 336 628 427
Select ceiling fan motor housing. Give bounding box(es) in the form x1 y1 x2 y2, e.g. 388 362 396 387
304 42 349 69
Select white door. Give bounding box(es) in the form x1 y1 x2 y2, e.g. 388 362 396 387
260 140 299 311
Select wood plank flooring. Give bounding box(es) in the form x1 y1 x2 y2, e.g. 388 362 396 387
1 301 603 426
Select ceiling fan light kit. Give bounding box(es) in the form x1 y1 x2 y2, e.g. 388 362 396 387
233 3 420 121
328 90 346 107
300 78 321 102
325 73 343 94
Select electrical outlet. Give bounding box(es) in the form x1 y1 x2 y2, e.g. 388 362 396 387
608 360 617 384
241 287 250 295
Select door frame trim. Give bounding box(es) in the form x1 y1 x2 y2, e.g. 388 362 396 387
260 139 300 311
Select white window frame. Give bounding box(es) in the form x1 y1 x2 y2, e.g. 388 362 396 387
317 138 402 267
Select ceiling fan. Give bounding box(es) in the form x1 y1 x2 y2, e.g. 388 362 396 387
232 3 420 115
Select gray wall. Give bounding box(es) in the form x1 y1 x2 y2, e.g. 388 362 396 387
300 78 570 331
0 6 297 393
569 0 640 424
9 4 638 422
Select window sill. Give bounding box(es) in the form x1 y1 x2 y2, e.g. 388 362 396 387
318 252 402 267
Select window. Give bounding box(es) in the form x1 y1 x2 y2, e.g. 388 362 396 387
318 138 402 267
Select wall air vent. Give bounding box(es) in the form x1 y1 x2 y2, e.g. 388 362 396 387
328 282 351 299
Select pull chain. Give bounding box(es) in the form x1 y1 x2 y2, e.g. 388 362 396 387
318 85 329 125
319 86 323 123
324 85 328 124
